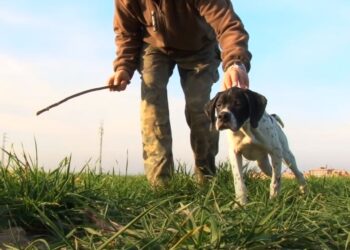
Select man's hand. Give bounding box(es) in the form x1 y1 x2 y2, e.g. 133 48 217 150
222 63 249 90
108 70 131 91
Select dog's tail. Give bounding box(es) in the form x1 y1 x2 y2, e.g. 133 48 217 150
271 114 284 128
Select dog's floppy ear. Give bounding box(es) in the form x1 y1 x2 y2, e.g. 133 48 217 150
204 93 221 130
243 89 267 128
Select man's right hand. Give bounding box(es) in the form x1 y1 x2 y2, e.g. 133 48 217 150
108 70 131 91
222 63 249 91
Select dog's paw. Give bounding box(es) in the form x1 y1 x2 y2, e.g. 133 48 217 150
299 184 308 194
233 198 248 209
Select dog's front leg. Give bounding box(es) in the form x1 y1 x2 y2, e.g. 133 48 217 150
230 152 248 206
269 152 282 199
228 134 248 206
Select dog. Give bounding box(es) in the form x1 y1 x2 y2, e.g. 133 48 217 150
205 87 306 206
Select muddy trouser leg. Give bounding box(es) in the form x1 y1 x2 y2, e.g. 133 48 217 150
176 45 221 181
138 45 176 186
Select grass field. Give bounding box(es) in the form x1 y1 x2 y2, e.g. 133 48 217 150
0 150 349 249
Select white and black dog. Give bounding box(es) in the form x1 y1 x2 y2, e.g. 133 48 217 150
205 87 306 206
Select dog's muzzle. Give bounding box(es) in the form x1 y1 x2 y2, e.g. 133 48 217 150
218 111 230 122
216 110 238 131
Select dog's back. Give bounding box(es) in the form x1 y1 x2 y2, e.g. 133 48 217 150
271 114 284 128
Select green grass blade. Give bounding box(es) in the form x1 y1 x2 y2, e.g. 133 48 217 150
346 232 350 250
97 196 180 250
169 226 204 250
32 203 74 248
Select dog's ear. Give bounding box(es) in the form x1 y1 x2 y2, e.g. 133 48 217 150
204 93 221 130
243 89 267 128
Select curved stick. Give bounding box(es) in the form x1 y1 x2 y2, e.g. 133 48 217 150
36 86 110 116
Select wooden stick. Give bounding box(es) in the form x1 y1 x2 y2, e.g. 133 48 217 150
36 86 110 116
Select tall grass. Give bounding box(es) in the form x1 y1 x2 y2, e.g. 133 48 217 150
0 149 349 249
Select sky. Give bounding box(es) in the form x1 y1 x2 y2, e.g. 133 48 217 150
0 1 349 174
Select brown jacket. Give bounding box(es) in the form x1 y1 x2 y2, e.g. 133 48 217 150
113 0 252 77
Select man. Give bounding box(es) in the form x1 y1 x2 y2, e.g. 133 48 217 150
108 0 251 187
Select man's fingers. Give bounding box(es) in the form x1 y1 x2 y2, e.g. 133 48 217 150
230 70 240 87
108 74 118 91
113 79 128 92
117 81 128 91
222 72 233 90
237 70 249 89
225 69 239 89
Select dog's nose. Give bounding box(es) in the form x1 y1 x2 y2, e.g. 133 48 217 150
218 112 230 122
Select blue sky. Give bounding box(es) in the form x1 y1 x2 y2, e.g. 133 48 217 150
0 1 349 173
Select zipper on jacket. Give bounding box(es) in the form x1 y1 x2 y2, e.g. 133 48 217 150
151 0 168 47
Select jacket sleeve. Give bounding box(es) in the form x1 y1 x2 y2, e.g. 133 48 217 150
195 0 252 72
113 0 143 77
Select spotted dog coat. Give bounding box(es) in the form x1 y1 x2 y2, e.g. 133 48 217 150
205 87 307 206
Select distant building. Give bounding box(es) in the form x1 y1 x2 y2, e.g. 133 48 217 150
331 169 350 177
307 166 334 177
254 166 350 179
306 166 349 177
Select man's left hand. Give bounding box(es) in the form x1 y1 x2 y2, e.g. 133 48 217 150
222 63 249 90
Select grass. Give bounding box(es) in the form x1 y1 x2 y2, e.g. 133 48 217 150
0 149 350 249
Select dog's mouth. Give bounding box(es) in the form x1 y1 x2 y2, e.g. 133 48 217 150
216 122 239 132
216 121 229 130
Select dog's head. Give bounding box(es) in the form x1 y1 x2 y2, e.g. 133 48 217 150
205 87 267 132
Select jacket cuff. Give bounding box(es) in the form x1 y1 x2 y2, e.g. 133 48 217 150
224 56 251 73
114 65 135 79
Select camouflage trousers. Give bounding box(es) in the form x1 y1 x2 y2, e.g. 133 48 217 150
138 43 220 186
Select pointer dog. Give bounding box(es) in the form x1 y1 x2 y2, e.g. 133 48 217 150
205 87 306 206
